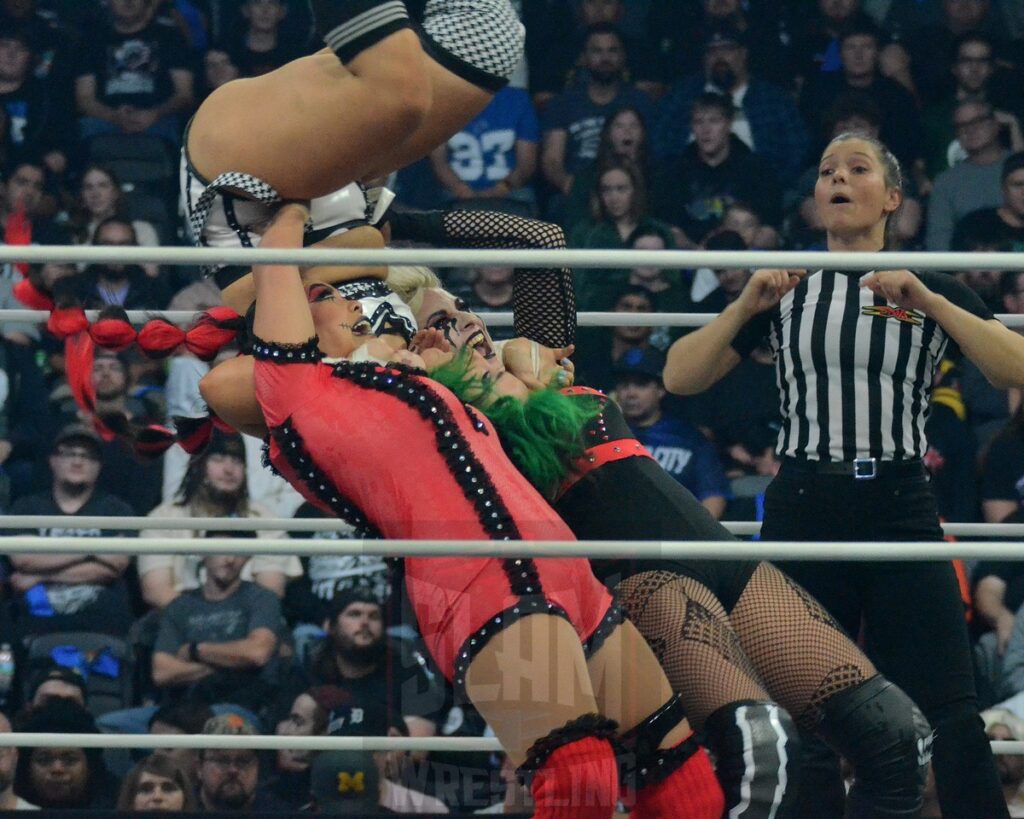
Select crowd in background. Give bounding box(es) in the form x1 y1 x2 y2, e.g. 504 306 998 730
0 0 1023 813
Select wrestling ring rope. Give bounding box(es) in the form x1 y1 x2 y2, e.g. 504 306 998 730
3 244 1024 756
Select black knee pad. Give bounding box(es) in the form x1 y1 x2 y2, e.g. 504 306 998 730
314 0 413 63
704 700 801 818
616 695 701 792
419 0 525 91
819 675 932 818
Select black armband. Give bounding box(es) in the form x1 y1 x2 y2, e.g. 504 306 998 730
386 209 448 245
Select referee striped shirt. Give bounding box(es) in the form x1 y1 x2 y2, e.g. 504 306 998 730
731 270 994 462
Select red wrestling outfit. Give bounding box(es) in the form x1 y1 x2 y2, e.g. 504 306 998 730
251 337 619 686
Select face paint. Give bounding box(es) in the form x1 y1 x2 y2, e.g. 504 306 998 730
331 278 418 342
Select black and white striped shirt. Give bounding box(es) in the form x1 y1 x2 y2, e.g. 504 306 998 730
732 270 994 462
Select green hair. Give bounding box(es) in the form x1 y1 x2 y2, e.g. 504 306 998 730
429 351 600 499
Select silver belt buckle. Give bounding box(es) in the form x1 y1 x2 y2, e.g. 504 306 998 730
853 457 878 480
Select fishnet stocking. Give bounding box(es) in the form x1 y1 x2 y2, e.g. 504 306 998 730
442 209 576 348
614 571 769 728
729 564 877 732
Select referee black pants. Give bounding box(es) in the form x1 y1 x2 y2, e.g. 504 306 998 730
765 461 1007 819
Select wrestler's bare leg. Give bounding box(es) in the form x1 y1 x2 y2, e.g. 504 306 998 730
464 614 598 767
188 33 434 199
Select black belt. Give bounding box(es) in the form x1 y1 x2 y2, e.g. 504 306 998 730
782 456 924 481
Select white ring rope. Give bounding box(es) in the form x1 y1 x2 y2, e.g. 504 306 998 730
0 733 1019 756
3 309 1024 330
4 244 1024 272
1 516 1022 540
2 535 1024 560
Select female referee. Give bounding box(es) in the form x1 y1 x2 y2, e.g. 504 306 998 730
664 132 1024 819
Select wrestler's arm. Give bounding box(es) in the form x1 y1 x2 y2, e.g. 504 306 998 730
251 203 318 345
389 209 576 347
199 356 269 439
220 224 388 314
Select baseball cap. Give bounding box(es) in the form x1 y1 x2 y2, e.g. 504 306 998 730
52 423 102 456
704 23 746 50
613 347 666 383
204 428 246 460
309 749 381 813
202 712 257 736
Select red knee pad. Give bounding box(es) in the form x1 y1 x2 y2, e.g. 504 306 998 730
630 734 725 819
531 736 619 819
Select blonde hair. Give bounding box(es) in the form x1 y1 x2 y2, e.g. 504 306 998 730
386 265 441 314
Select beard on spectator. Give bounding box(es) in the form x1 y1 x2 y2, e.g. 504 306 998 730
57 480 92 498
210 776 250 810
0 766 11 794
198 482 244 513
332 630 387 667
709 60 737 92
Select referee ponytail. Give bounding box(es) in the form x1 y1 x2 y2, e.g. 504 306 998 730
826 132 904 250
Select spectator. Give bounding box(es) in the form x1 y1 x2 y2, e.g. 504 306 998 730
540 23 654 208
616 226 692 348
951 241 1005 312
71 164 161 271
0 335 50 506
25 664 86 710
923 358 979 523
564 104 651 231
787 91 923 248
116 754 196 811
0 156 67 243
307 748 389 815
646 0 794 88
152 553 287 719
0 0 79 108
55 217 168 309
897 0 1009 106
691 229 752 313
922 33 1024 180
307 591 444 738
953 151 1024 252
525 0 659 106
613 347 732 519
196 713 288 812
0 22 71 174
429 85 539 212
982 402 1024 527
13 699 120 810
569 159 674 310
267 689 328 809
74 0 194 146
50 348 163 515
799 17 923 169
0 712 34 810
650 91 781 246
925 99 1008 250
474 754 531 815
443 266 515 340
199 47 239 100
317 693 450 815
790 0 867 82
575 285 657 393
283 501 390 645
653 23 809 185
981 707 1024 813
6 423 134 638
226 0 306 78
147 700 214 784
139 430 302 609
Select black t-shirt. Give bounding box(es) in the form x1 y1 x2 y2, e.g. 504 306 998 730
981 423 1024 510
312 643 446 732
650 137 782 241
973 560 1024 615
952 207 1024 253
7 489 135 636
0 77 73 160
77 18 192 109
